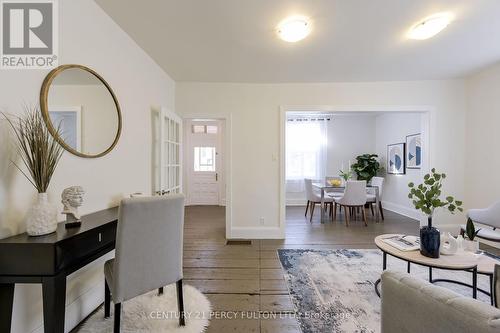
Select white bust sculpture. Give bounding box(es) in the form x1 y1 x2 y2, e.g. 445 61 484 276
61 186 85 222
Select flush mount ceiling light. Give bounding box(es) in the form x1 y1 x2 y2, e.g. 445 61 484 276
277 16 311 42
408 12 453 40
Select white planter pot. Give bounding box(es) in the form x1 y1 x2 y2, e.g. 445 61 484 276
26 193 58 236
463 239 480 253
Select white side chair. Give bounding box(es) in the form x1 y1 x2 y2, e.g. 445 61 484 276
104 195 186 332
304 178 334 222
333 180 368 226
367 176 385 220
325 176 344 217
461 201 500 243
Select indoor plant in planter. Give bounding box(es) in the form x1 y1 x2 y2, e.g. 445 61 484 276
408 168 463 258
351 154 380 182
463 218 481 253
3 107 63 236
339 169 352 185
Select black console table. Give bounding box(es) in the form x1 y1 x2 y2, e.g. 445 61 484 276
0 207 118 333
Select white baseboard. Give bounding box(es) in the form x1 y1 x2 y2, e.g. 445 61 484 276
31 279 104 333
381 201 420 221
285 199 306 206
229 226 284 239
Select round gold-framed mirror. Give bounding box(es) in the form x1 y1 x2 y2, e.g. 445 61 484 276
40 64 122 158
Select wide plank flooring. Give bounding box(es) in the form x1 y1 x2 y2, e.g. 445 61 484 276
185 205 420 333
76 204 500 332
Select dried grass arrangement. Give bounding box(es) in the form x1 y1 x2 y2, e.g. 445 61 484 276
2 106 63 193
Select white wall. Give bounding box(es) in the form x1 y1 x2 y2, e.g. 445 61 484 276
375 113 422 218
49 84 118 154
326 115 376 176
0 1 175 332
466 62 500 209
285 114 376 205
176 80 467 238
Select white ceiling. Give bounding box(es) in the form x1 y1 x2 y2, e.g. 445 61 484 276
95 0 500 83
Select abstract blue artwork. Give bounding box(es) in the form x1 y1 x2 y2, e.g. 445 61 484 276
387 143 405 174
406 133 421 169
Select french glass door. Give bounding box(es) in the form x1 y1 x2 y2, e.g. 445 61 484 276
153 107 182 195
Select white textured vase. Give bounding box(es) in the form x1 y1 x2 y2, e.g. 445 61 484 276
463 239 480 253
440 232 458 255
26 193 58 236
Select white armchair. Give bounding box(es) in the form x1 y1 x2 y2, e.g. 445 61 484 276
461 201 500 242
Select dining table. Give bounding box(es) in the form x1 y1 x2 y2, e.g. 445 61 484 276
312 182 381 223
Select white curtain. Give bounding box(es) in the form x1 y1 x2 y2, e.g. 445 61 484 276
286 120 327 193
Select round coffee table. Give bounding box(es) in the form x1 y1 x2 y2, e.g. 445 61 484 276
374 234 499 304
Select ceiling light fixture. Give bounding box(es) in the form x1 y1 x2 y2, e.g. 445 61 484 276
408 12 453 40
277 16 311 42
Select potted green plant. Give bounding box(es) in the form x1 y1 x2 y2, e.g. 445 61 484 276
3 106 63 236
351 154 380 182
463 218 481 253
408 168 463 258
339 169 352 183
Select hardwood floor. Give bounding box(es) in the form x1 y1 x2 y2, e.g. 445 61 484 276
185 205 420 333
71 204 500 332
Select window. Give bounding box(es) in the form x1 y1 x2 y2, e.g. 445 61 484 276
192 125 205 133
194 147 216 171
192 124 218 134
206 125 218 134
286 119 327 181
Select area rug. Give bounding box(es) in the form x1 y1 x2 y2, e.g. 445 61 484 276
278 249 494 333
78 284 211 333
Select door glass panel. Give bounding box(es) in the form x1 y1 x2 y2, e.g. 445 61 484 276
194 147 216 171
175 144 180 164
192 125 205 133
206 125 218 134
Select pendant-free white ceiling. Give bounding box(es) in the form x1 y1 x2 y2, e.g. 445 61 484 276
95 0 500 82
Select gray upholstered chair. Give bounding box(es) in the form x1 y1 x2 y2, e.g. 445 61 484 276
381 270 500 333
104 194 185 332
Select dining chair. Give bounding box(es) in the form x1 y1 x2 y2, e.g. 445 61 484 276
367 176 385 220
333 180 368 226
104 194 186 332
304 178 334 222
325 176 344 217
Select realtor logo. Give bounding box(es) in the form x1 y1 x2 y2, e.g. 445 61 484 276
1 0 58 69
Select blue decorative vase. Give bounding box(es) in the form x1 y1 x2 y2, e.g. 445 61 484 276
420 216 440 258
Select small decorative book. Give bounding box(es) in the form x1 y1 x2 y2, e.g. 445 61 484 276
382 235 420 251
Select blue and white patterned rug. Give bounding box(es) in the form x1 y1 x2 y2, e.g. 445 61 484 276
278 249 494 333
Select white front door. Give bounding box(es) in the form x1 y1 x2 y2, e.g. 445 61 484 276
152 107 182 195
185 120 223 205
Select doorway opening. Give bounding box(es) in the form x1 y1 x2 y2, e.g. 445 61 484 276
280 106 432 236
183 119 226 206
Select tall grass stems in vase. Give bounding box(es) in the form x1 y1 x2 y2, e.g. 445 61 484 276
2 106 64 235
